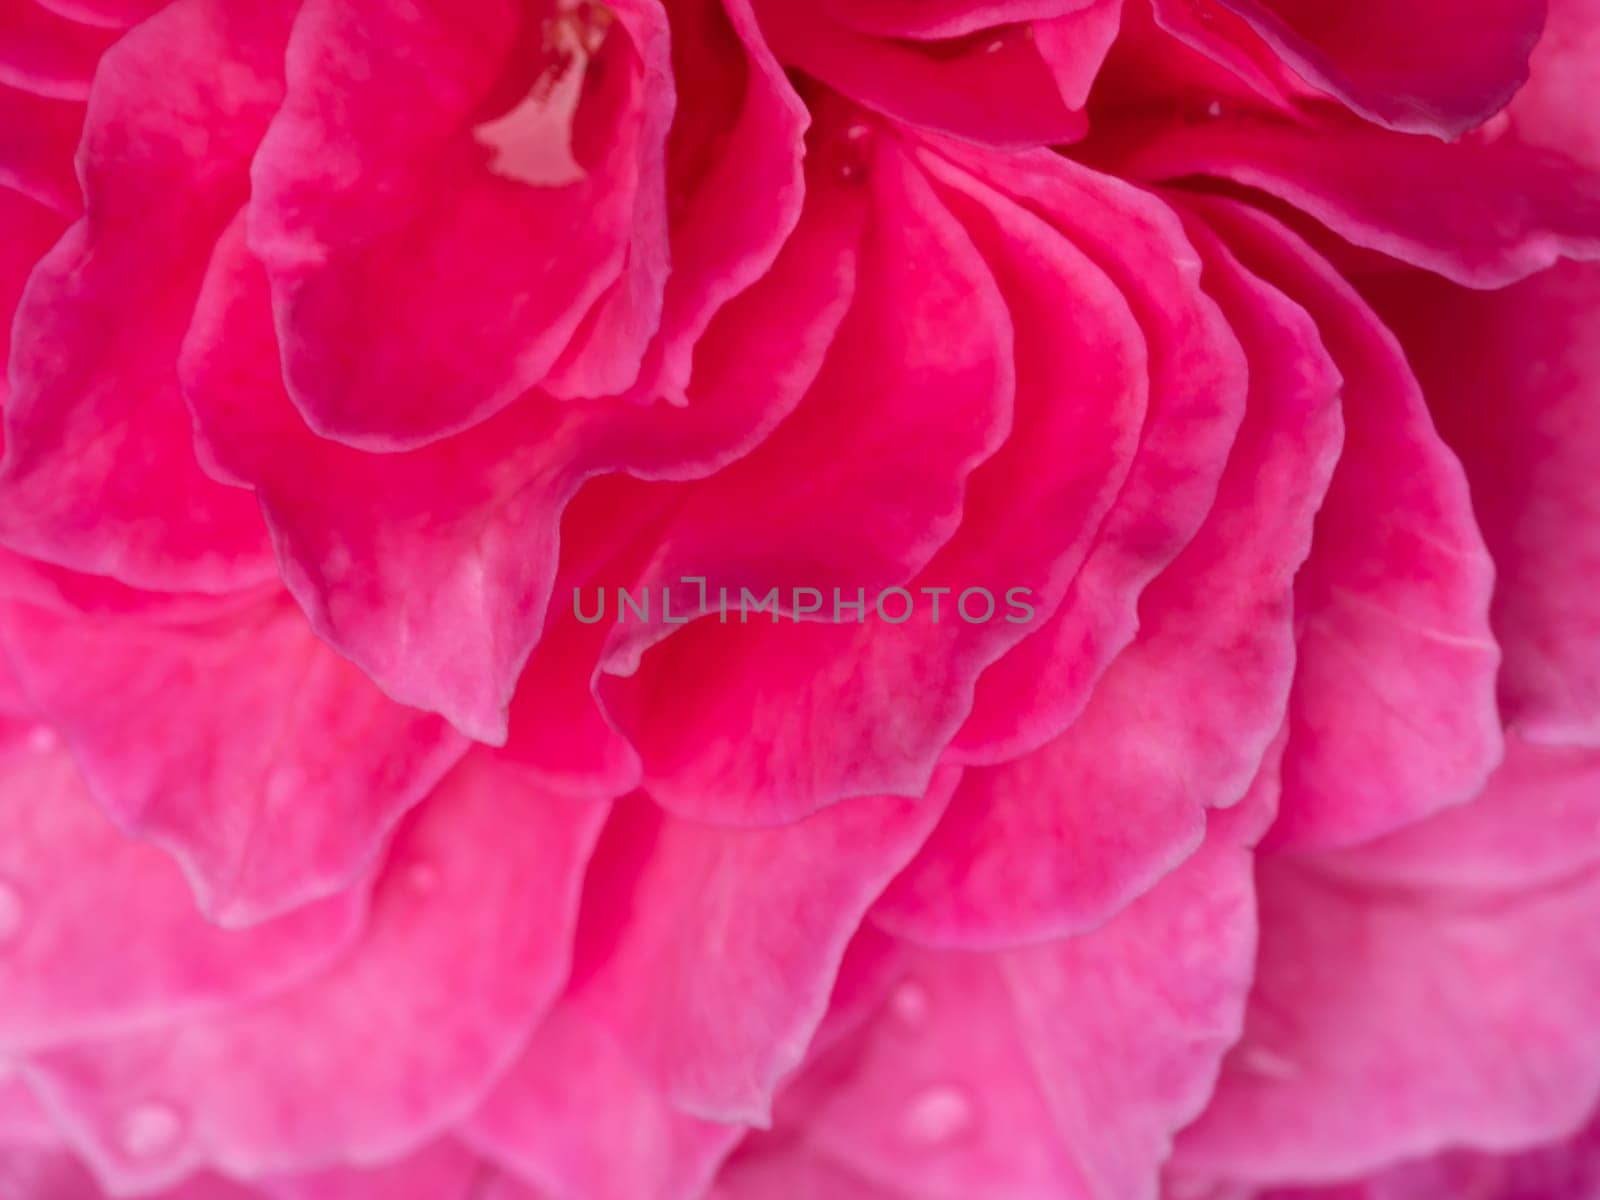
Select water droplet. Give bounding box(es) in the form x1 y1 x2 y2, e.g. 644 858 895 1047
118 1103 183 1159
833 123 876 185
984 37 1006 54
1206 100 1223 118
26 726 57 755
1238 1045 1299 1081
405 862 440 894
889 981 929 1026
0 881 24 946
902 1084 974 1144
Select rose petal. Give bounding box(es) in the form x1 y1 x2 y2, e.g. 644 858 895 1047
23 754 606 1191
465 1003 740 1200
878 222 1339 947
566 773 956 1123
0 589 467 925
1186 198 1500 853
0 735 364 1052
1368 260 1600 746
0 0 286 592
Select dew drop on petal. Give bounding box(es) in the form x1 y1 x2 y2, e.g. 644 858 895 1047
26 726 57 755
1238 1045 1300 1081
890 981 929 1027
405 861 441 894
902 1084 974 1144
117 1102 183 1160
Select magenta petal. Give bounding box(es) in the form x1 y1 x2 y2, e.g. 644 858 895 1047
754 3 1101 146
187 161 859 744
0 590 467 925
598 133 1012 825
1187 200 1501 853
565 774 955 1124
0 0 288 592
262 1141 483 1200
0 83 83 213
248 0 671 448
1111 110 1600 287
621 0 808 403
22 755 606 1191
1371 260 1600 746
0 0 120 102
943 146 1248 763
1215 0 1545 137
878 223 1340 948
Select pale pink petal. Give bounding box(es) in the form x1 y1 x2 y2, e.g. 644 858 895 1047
0 590 467 925
733 756 1277 1199
23 754 606 1191
0 736 363 1052
1177 753 1600 1183
465 1003 741 1200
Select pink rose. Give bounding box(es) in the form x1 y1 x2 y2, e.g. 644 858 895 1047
0 0 1597 1196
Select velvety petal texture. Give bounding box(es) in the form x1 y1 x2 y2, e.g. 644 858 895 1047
2 0 1599 1196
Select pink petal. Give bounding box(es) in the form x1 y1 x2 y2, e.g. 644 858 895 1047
621 0 809 404
1368 261 1600 746
0 733 364 1052
247 0 671 448
753 3 1110 146
1212 0 1545 137
941 144 1248 763
1177 751 1600 1183
878 220 1340 948
0 0 287 592
262 1140 483 1200
0 0 120 101
732 755 1277 1199
566 774 956 1124
1186 199 1500 853
0 588 467 925
815 0 1102 39
465 1003 741 1200
598 128 1018 825
186 154 861 744
0 83 82 212
1107 109 1600 287
23 754 606 1191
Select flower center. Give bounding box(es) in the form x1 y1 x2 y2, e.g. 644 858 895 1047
474 0 615 187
